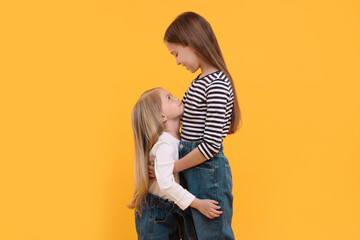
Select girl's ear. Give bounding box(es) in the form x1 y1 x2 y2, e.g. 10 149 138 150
161 114 167 123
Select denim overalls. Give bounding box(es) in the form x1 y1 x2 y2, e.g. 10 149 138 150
135 193 197 240
179 141 235 240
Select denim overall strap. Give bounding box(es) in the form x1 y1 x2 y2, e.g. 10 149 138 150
179 141 235 240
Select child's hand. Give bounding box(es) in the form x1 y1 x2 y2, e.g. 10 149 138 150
148 158 157 181
190 198 223 219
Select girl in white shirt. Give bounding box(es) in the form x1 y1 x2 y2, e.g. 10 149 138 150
128 87 222 240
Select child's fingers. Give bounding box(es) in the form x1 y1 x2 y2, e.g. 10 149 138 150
209 202 221 209
148 165 155 173
148 167 155 176
212 204 221 209
208 211 220 218
208 209 222 218
211 209 223 215
210 200 219 205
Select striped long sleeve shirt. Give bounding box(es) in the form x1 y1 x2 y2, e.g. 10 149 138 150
181 70 234 159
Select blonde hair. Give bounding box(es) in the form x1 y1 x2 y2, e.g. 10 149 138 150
164 12 242 133
127 88 164 213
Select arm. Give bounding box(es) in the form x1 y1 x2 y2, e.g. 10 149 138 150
173 147 206 174
149 150 208 176
154 142 195 210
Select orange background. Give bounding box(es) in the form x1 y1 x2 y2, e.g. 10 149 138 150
0 0 359 239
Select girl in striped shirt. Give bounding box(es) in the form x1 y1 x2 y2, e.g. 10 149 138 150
149 12 241 239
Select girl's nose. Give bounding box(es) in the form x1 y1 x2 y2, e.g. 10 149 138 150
176 58 180 65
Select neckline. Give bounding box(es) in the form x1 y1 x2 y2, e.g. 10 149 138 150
162 131 180 141
196 70 221 80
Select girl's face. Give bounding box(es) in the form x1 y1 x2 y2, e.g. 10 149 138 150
165 42 201 73
158 88 184 121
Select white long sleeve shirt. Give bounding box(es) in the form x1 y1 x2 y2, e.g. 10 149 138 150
148 132 195 210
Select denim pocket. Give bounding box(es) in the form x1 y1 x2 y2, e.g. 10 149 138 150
195 159 215 172
153 207 168 223
184 164 216 200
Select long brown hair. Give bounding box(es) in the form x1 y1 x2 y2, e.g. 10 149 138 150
164 12 241 133
127 88 164 213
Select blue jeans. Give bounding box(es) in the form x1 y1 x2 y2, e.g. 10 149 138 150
179 141 235 240
135 193 197 240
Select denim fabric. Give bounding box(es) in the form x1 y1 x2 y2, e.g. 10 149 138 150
179 141 235 240
135 193 197 240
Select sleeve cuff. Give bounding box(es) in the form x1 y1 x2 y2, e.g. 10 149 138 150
197 144 212 160
176 193 196 210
